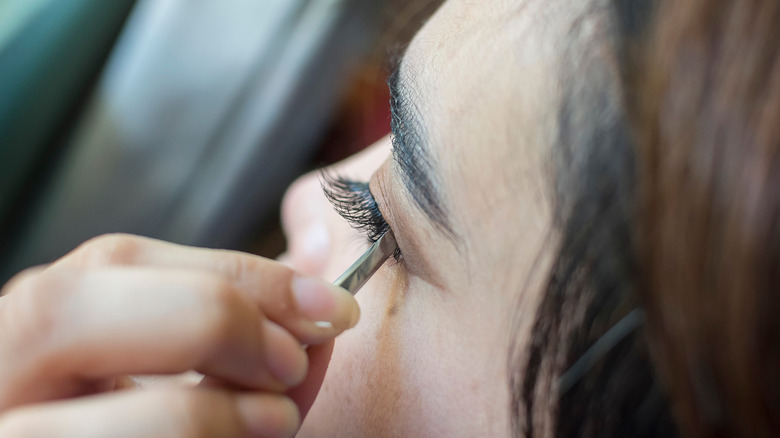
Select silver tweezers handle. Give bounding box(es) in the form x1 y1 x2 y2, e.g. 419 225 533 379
333 231 398 295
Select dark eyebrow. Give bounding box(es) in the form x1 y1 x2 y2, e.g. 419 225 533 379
387 62 456 240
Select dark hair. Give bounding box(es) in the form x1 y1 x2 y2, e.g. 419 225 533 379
509 1 677 436
511 0 780 436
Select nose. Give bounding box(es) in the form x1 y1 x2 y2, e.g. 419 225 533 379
280 172 333 277
279 136 393 278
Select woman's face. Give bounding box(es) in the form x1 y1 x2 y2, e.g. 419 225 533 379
283 1 578 435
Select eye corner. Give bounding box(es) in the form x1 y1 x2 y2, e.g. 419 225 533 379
391 246 404 263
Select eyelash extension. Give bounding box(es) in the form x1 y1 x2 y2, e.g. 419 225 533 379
321 173 402 260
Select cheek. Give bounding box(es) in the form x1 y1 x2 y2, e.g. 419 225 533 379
301 266 475 437
301 265 421 436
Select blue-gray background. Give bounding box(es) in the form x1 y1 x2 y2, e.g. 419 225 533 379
0 0 440 282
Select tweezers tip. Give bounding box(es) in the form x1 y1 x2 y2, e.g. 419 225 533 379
333 230 398 294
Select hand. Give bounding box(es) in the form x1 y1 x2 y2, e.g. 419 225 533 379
0 234 359 437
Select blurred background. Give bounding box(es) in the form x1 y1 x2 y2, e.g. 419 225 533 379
0 0 441 283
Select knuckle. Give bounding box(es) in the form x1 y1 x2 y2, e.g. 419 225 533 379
198 278 246 345
6 270 49 297
1 267 41 297
213 252 252 285
214 251 290 300
2 272 70 350
72 233 141 266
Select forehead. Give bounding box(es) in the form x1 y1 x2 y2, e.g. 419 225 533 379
398 0 582 246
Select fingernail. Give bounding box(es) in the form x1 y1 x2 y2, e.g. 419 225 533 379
292 276 360 330
237 394 300 437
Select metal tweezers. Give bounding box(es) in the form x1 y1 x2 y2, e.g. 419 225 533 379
333 231 398 295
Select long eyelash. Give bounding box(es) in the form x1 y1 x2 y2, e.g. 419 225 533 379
321 173 402 260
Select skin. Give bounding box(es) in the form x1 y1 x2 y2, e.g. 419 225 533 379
0 236 360 437
0 0 595 436
286 1 590 435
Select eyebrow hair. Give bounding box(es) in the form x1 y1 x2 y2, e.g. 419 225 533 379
387 63 456 240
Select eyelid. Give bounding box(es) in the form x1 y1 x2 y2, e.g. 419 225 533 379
371 166 449 287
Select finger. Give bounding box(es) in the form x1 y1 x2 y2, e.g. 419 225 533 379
0 389 299 438
287 340 335 419
0 267 306 409
53 234 360 344
200 341 335 420
0 265 47 297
